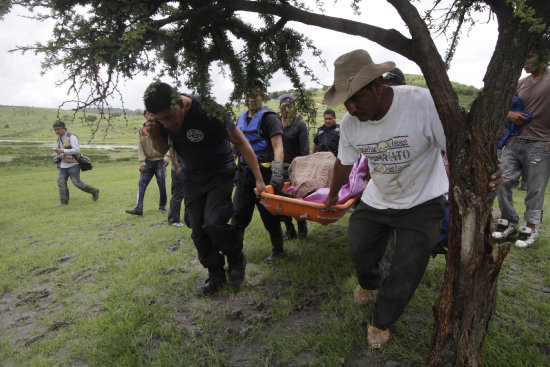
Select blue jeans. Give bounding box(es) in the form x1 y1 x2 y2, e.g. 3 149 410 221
57 164 97 204
168 165 185 224
497 140 550 225
136 160 167 211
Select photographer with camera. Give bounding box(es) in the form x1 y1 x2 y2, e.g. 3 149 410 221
53 121 99 206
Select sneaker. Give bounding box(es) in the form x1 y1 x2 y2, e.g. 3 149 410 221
92 189 100 201
171 222 184 227
353 285 376 305
514 227 538 248
367 325 390 349
492 219 517 240
159 208 167 213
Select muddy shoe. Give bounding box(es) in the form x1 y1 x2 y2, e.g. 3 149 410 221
514 227 538 248
492 218 517 240
228 253 247 289
367 325 390 349
353 285 376 305
195 268 226 296
265 249 286 263
92 189 100 201
125 208 143 216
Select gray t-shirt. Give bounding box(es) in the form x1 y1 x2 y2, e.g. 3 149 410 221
517 70 550 141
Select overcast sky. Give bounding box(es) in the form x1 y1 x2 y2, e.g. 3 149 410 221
0 1 508 110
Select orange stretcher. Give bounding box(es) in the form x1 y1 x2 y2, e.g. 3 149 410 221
259 182 358 225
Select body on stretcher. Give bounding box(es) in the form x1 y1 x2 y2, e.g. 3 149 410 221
259 182 358 226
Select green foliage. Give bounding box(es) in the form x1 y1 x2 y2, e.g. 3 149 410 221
507 0 547 33
10 0 323 125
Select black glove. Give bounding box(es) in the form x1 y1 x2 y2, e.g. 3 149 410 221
270 161 284 194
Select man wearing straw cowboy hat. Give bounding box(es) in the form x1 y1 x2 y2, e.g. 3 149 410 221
323 49 501 348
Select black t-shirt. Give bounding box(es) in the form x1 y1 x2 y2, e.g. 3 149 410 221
282 117 310 163
160 95 235 173
314 124 340 156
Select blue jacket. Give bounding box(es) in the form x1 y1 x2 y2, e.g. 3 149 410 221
497 96 532 150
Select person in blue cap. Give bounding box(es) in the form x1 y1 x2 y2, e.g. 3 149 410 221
279 93 310 239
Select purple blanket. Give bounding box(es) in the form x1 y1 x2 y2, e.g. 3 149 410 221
284 156 368 204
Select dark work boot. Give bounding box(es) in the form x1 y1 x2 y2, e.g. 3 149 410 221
227 253 247 289
266 231 286 262
297 220 308 238
266 249 286 262
195 267 226 296
283 223 298 241
125 207 143 216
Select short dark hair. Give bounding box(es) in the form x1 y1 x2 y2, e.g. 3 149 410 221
52 120 66 129
143 81 179 114
323 109 336 117
531 36 550 67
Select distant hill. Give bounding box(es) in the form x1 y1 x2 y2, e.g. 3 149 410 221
0 76 480 143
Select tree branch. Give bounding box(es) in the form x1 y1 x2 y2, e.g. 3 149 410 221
220 0 415 60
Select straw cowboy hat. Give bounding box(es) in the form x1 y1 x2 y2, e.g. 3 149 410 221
324 49 395 106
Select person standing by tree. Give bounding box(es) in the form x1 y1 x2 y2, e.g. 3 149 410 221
312 109 340 156
231 80 286 262
278 93 310 240
323 49 502 349
125 111 170 216
53 121 99 206
143 81 265 295
493 40 550 248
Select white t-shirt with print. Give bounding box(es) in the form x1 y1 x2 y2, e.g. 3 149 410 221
338 85 448 209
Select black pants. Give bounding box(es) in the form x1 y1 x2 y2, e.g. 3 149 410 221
183 164 240 269
168 167 185 224
348 196 445 329
231 166 283 250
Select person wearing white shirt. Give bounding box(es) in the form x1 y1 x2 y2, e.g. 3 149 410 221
53 120 99 206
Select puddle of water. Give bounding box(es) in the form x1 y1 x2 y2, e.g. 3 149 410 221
0 140 136 150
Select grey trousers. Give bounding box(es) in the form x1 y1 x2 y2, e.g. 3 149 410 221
57 164 97 204
497 140 550 225
347 196 445 329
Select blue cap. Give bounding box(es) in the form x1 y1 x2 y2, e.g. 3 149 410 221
279 93 295 104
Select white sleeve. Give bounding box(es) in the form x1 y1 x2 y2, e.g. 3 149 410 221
337 114 361 165
425 92 446 151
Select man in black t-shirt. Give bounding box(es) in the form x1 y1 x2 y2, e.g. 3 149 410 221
232 80 286 262
143 81 266 295
312 109 340 157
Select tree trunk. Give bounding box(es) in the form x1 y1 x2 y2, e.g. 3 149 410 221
427 8 537 366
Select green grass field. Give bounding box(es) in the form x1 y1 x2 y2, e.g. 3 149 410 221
0 154 549 366
0 88 548 366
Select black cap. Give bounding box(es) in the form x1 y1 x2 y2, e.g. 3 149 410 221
383 68 406 85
